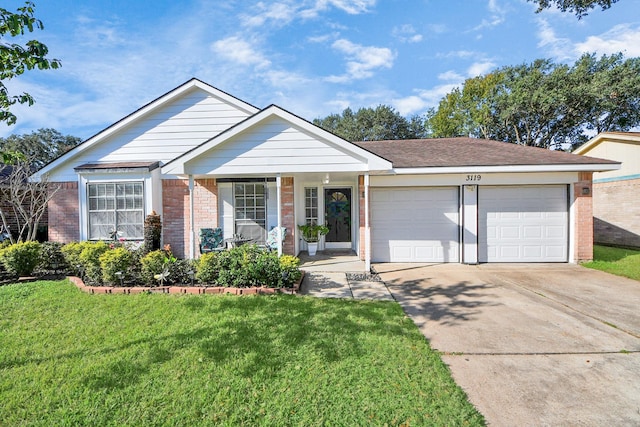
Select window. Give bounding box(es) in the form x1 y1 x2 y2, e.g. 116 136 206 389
234 183 266 243
305 187 318 225
88 182 144 240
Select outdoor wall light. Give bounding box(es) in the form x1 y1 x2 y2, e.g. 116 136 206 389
323 173 330 184
582 187 590 195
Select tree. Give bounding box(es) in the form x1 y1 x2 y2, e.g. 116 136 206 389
0 155 59 242
313 105 430 141
429 53 640 150
527 0 619 18
1 1 61 125
0 128 80 169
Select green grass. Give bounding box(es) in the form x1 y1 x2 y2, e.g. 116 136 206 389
0 280 484 426
582 245 640 281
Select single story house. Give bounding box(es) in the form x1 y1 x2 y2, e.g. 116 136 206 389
574 132 640 248
36 79 620 269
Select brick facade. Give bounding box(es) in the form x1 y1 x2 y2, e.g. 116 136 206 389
280 177 295 255
573 172 594 262
592 178 640 248
48 182 80 242
162 179 190 258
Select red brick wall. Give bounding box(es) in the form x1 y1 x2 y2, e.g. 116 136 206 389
48 182 80 242
592 178 640 248
193 178 218 232
162 179 190 258
574 172 593 262
281 177 295 255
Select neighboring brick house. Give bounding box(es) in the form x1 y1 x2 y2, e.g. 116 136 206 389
574 132 640 248
36 79 619 268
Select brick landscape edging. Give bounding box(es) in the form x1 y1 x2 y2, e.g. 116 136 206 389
67 271 304 296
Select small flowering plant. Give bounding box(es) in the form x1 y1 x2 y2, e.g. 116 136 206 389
154 244 176 286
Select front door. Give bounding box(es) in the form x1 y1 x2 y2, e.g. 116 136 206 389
324 188 351 248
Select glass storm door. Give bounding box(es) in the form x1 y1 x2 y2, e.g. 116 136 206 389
324 188 351 248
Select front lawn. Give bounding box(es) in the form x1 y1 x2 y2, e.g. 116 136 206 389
0 280 484 426
582 245 640 281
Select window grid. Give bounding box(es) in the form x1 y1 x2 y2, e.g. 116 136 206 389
88 182 144 240
305 187 318 225
234 183 267 243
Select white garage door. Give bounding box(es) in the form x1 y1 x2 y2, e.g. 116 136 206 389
479 185 568 262
371 187 459 262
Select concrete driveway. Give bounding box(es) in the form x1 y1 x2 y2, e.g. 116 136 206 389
373 263 640 426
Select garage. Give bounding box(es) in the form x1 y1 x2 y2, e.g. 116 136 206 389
478 185 568 262
371 187 460 262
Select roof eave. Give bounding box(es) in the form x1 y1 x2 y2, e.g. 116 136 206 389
391 163 622 175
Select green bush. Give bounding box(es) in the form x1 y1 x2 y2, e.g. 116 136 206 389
195 252 219 284
279 255 302 287
99 247 133 286
37 242 68 275
78 241 109 284
171 258 197 285
60 242 84 275
0 241 42 276
140 250 166 285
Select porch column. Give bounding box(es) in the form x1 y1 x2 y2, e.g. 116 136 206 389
188 175 195 259
276 174 282 256
364 173 371 272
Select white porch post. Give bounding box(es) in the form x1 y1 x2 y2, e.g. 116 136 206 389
364 173 371 272
276 174 282 256
188 175 195 259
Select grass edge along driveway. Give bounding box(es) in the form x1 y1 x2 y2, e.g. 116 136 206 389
582 245 640 281
0 280 484 426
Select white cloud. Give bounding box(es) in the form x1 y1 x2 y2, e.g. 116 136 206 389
326 39 395 82
438 70 465 82
574 24 640 57
392 24 423 43
536 18 574 60
471 0 507 31
467 61 496 77
240 2 296 27
392 95 428 116
211 36 271 69
301 0 376 18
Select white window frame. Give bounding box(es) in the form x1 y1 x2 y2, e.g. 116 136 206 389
87 181 145 240
304 187 318 225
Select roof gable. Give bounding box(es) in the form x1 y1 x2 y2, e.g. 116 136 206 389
573 131 640 155
161 105 392 176
37 78 259 179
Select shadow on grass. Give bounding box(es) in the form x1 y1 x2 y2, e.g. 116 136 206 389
2 291 407 386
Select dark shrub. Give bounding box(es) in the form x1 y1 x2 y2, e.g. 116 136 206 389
37 242 68 275
143 211 162 254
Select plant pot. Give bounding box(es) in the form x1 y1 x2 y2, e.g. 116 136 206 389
307 241 318 256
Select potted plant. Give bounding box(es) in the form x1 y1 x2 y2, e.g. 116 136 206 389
298 223 329 256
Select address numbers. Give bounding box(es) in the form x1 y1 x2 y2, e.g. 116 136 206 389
465 174 482 182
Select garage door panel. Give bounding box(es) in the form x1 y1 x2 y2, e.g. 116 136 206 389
371 187 459 263
479 185 568 262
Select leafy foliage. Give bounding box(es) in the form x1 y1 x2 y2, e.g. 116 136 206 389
429 53 640 150
0 2 61 125
314 105 430 141
142 211 162 254
0 129 80 169
527 0 619 18
279 255 302 287
194 252 218 284
99 247 133 286
0 240 40 276
36 241 67 274
140 249 165 285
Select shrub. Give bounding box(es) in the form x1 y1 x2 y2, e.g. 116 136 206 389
100 247 133 286
143 211 162 254
37 242 68 275
61 242 85 275
171 258 197 285
0 241 42 276
78 241 109 284
216 245 260 287
140 250 165 285
195 252 219 284
279 255 302 287
248 250 281 287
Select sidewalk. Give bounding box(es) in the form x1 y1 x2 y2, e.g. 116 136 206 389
298 251 394 301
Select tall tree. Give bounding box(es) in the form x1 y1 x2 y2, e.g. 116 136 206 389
313 105 430 141
429 53 640 150
0 128 80 169
527 0 619 18
1 1 61 125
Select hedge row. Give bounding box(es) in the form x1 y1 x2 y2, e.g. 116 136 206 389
0 241 302 288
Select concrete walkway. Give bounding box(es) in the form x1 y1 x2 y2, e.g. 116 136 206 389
298 251 394 301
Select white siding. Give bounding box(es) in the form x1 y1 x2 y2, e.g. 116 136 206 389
185 117 368 175
587 141 640 180
48 89 252 181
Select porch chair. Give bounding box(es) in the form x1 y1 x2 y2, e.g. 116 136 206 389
199 227 225 254
264 226 286 251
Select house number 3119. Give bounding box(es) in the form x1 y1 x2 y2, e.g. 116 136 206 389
465 174 482 181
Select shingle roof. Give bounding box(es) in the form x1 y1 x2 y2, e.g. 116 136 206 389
354 137 619 168
74 161 160 171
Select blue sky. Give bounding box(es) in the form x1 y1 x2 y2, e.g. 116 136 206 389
2 0 640 140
